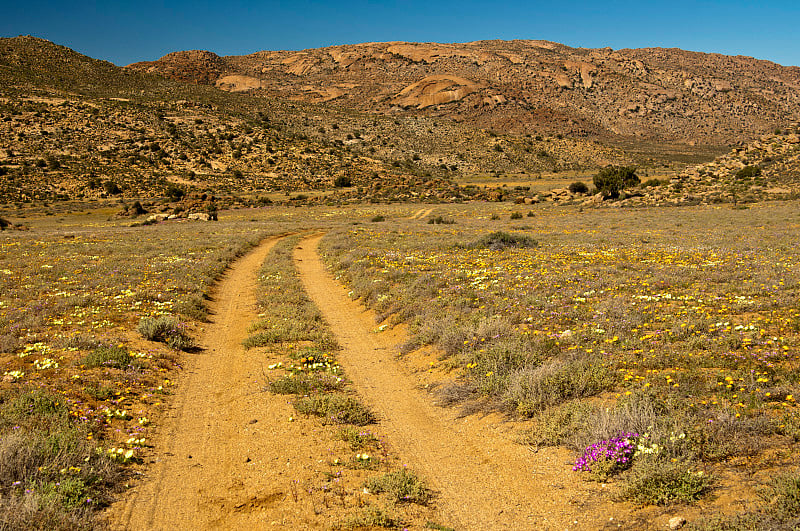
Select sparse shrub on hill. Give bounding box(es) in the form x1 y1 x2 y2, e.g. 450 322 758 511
569 181 589 194
735 165 762 179
510 211 523 219
103 180 122 195
593 165 639 199
334 175 352 187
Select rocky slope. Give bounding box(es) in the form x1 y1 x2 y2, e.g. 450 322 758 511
129 40 800 147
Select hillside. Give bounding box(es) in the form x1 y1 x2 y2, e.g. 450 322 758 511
129 40 800 147
1 37 651 211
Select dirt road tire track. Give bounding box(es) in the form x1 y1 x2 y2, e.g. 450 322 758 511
295 234 608 530
109 236 297 530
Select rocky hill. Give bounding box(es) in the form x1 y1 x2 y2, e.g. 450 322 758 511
129 40 800 147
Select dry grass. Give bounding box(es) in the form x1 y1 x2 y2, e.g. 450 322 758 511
321 200 800 516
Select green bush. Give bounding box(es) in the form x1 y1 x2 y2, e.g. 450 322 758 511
735 165 762 179
619 459 713 506
510 211 523 219
568 181 589 194
593 166 639 198
334 175 352 187
81 346 134 370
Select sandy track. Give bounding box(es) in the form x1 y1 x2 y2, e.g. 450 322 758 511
109 236 302 530
295 235 611 530
406 208 433 220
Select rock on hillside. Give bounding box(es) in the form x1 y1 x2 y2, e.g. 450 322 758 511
127 40 800 147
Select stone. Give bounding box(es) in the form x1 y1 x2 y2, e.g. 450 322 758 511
668 516 686 530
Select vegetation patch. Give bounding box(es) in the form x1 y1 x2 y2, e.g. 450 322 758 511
365 469 433 505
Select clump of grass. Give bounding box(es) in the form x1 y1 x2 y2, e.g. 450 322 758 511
268 372 344 395
365 469 433 505
505 358 614 416
337 426 380 451
427 216 455 225
510 211 523 219
470 231 537 250
523 401 596 448
174 294 208 321
80 346 137 370
293 393 375 425
618 459 714 506
137 315 193 350
342 505 401 528
371 215 386 222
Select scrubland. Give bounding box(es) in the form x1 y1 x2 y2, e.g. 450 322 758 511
322 201 800 528
1 200 799 528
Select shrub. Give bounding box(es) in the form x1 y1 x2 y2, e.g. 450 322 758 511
759 472 800 524
371 215 386 222
506 358 614 416
642 178 665 187
510 211 523 219
427 216 455 225
573 432 638 479
471 231 537 250
103 180 122 195
735 165 762 179
293 393 375 425
81 346 133 370
593 166 639 198
365 469 433 505
568 181 589 194
344 506 400 528
268 373 344 395
0 216 9 230
619 459 713 506
137 316 193 350
337 426 380 451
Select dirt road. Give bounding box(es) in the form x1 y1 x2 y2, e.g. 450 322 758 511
295 235 613 530
109 233 617 530
109 236 317 530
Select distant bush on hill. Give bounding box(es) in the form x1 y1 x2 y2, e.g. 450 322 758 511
736 165 762 179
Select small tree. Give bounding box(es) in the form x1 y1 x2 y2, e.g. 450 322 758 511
593 166 639 199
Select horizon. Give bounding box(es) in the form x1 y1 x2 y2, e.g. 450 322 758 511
1 1 799 68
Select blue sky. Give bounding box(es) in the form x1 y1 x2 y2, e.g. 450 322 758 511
2 1 799 67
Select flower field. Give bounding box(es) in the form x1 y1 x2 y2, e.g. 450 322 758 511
322 201 800 525
0 213 275 527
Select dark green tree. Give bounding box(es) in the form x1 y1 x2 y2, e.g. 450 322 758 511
593 166 640 198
